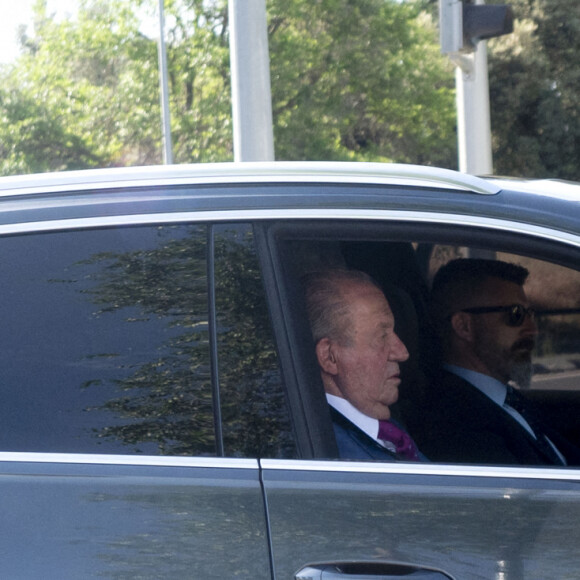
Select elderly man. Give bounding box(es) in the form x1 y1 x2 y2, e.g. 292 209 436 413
303 269 426 462
418 258 580 466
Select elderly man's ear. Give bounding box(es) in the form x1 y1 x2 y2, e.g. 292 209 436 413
315 338 339 375
450 311 475 343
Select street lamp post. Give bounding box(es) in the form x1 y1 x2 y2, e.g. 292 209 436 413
229 0 275 162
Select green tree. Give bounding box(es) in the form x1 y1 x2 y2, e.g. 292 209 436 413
0 0 162 173
269 0 456 166
162 0 233 162
0 85 103 174
488 0 580 180
0 0 456 174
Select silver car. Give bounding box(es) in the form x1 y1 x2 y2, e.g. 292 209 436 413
0 162 578 579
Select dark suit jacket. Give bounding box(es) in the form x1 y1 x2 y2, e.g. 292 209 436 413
330 407 428 462
412 369 580 466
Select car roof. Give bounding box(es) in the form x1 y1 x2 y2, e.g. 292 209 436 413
0 162 577 240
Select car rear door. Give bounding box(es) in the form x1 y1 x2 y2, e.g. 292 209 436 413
0 455 268 578
0 217 276 578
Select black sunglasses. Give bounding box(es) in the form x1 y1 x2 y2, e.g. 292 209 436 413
459 304 535 327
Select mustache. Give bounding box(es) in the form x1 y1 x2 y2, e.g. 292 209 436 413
511 337 536 352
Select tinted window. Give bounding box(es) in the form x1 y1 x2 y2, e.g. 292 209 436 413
0 225 214 454
214 224 296 459
0 222 296 458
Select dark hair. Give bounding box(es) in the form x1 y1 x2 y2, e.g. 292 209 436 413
431 258 529 324
302 269 380 345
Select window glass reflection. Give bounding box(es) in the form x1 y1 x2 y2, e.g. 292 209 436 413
214 224 296 459
0 225 214 455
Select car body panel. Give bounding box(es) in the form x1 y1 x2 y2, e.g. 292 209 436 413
262 460 580 580
0 454 270 579
0 208 577 249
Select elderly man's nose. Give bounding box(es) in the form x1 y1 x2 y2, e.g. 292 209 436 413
391 333 409 361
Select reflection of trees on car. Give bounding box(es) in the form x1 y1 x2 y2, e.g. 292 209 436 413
77 225 294 458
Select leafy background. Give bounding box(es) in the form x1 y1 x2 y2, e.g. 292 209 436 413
2 0 574 179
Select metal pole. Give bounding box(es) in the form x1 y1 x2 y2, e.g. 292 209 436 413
158 0 173 164
454 0 493 175
229 0 275 162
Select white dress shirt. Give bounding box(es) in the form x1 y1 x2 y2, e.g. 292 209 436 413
326 393 397 452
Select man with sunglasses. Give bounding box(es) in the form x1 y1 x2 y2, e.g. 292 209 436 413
413 258 580 466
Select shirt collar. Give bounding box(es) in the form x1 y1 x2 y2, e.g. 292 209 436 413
444 363 508 406
326 393 380 440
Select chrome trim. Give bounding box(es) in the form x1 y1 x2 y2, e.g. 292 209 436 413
0 162 501 196
0 451 258 469
0 209 578 247
260 459 580 481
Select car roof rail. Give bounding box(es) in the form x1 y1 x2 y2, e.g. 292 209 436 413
0 162 501 196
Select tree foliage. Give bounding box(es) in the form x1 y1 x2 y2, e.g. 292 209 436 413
488 0 580 180
268 0 456 165
1 0 578 178
0 0 162 172
0 0 456 175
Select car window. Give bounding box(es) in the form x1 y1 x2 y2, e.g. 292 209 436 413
214 224 296 459
0 225 214 454
0 223 295 458
429 246 580 450
270 224 580 463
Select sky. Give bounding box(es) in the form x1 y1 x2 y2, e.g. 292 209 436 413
1 0 78 64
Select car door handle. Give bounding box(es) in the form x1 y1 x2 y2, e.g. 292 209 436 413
295 562 454 580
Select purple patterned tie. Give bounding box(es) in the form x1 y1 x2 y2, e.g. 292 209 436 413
378 420 420 461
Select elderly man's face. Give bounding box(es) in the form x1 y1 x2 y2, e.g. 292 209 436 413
323 281 409 420
469 278 538 387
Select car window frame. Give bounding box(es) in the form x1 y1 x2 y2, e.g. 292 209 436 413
257 215 580 465
1 190 579 466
